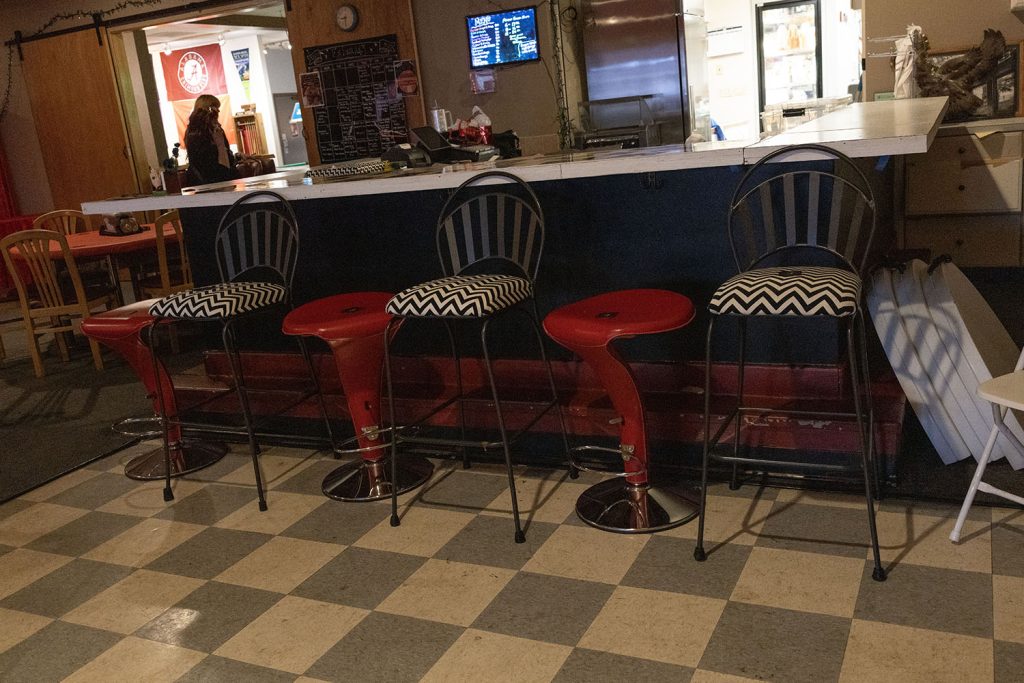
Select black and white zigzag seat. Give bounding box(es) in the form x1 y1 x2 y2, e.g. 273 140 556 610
709 266 861 317
149 281 287 320
387 274 533 318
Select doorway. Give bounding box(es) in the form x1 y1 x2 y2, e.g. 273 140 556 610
110 0 306 188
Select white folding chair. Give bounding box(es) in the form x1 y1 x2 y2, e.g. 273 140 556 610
950 351 1024 542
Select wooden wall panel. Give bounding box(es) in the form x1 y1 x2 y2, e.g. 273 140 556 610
286 0 426 166
21 29 140 212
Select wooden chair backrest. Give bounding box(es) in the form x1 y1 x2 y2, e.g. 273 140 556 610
0 229 89 318
33 209 87 236
154 209 192 293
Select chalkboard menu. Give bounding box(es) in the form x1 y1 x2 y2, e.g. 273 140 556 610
304 35 408 164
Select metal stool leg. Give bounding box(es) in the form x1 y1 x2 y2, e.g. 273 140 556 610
385 318 402 528
730 317 747 490
856 313 883 499
695 317 715 562
223 320 267 512
146 322 175 503
443 320 470 469
482 318 525 543
529 300 576 479
849 320 885 581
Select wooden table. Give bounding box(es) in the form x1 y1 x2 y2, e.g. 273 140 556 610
44 223 177 260
42 224 178 304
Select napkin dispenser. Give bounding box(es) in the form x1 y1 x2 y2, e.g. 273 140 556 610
100 212 143 237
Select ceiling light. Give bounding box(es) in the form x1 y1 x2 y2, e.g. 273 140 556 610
218 33 225 45
262 46 268 54
163 43 171 55
284 40 292 50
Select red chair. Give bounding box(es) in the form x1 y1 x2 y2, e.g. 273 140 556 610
543 289 698 532
282 292 433 500
81 300 226 484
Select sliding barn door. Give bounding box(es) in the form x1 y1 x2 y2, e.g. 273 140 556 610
21 29 140 212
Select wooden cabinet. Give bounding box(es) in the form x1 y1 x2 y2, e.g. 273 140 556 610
902 126 1024 265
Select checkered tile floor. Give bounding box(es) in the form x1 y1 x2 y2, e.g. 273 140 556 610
0 442 1022 682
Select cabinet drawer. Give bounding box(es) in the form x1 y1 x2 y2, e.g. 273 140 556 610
904 214 1021 266
906 158 1022 214
925 132 1022 164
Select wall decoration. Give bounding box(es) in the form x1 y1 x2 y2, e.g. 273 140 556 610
231 47 251 101
160 43 227 101
470 67 496 94
300 71 324 108
916 29 1023 121
303 35 408 164
394 59 418 96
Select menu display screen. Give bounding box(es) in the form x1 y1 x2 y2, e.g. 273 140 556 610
466 6 540 69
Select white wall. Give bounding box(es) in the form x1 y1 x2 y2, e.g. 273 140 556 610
706 0 759 140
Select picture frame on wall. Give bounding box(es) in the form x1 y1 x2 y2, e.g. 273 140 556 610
927 42 1024 120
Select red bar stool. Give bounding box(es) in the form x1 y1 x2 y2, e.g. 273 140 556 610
543 289 699 532
282 292 433 500
81 300 227 484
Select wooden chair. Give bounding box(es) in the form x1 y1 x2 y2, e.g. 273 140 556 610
0 229 114 377
33 209 87 235
139 210 193 298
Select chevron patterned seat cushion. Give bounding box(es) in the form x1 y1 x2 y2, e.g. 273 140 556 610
387 274 533 318
149 281 287 319
709 266 861 317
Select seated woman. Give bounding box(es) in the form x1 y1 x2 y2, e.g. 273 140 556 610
182 95 240 186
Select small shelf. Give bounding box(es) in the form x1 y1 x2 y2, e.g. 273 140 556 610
233 113 268 156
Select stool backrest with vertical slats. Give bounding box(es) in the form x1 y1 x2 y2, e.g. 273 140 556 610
435 170 545 281
728 144 876 276
214 190 299 289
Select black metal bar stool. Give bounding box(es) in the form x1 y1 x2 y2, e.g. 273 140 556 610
383 170 573 543
695 143 886 581
147 191 335 511
543 288 699 532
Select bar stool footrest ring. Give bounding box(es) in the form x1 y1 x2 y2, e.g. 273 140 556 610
568 444 647 478
111 415 163 440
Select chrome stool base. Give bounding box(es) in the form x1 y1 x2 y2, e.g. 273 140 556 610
576 479 700 533
124 440 228 481
322 455 434 501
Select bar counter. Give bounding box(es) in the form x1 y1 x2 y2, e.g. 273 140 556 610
79 97 947 369
83 98 948 215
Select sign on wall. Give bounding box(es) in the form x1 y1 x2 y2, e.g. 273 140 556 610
303 35 408 163
160 44 229 101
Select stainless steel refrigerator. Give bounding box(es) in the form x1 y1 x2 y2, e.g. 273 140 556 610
756 0 823 112
580 0 711 145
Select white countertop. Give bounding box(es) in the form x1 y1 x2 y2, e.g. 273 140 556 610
83 97 949 214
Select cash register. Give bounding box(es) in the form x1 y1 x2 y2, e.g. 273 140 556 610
407 126 499 164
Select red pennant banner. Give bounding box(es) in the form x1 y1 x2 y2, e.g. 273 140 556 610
160 44 229 102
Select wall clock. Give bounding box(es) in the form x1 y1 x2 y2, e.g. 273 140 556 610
336 4 359 32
